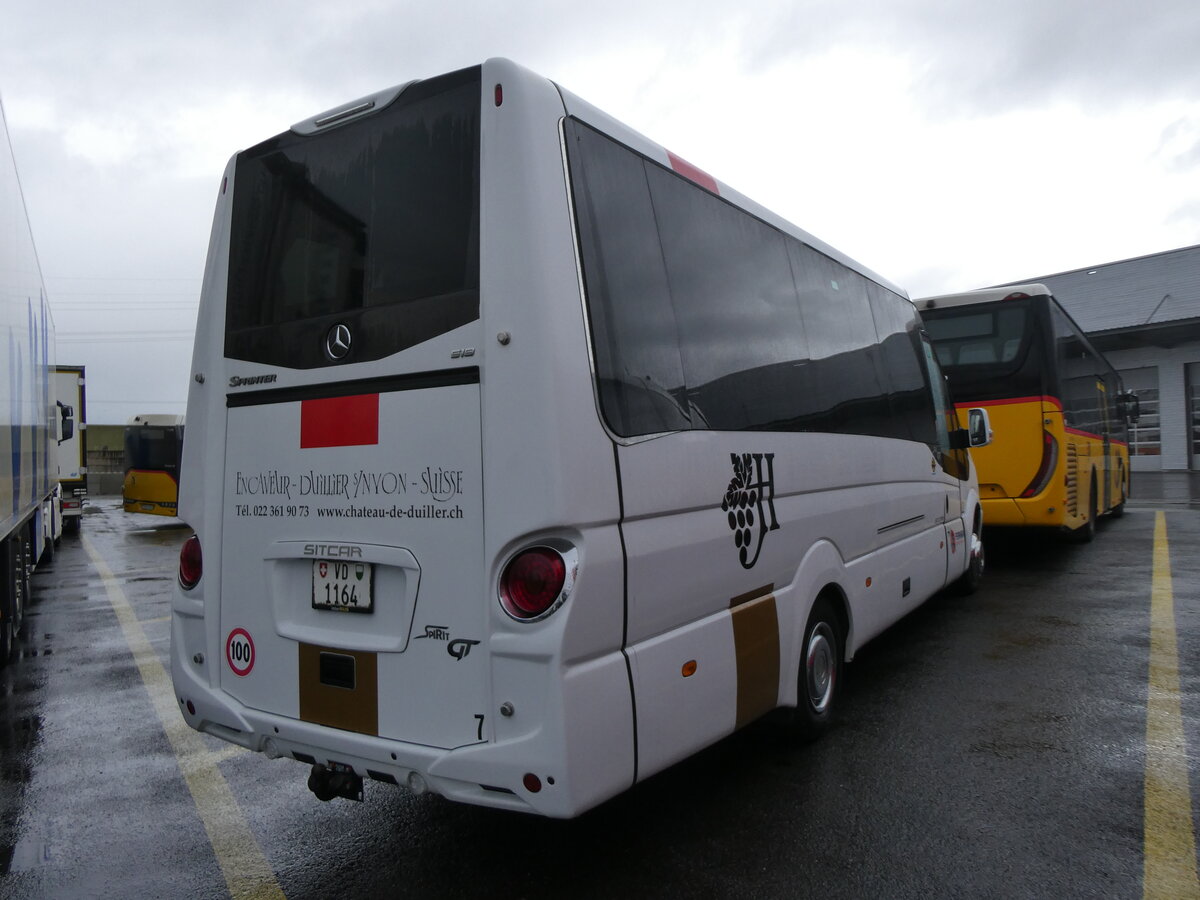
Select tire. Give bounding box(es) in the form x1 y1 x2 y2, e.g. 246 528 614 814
1073 478 1097 543
1109 466 1126 519
12 534 30 637
793 597 844 740
952 517 985 595
0 614 11 669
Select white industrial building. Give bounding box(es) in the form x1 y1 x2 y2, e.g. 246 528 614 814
1000 244 1200 472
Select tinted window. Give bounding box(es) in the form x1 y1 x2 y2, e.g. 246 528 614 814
787 246 894 437
569 122 690 435
924 306 1028 367
1051 302 1108 434
566 119 934 444
125 427 183 474
922 299 1044 402
869 284 936 444
644 163 810 431
226 67 481 368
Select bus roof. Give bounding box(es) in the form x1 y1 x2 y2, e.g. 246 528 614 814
913 283 1052 312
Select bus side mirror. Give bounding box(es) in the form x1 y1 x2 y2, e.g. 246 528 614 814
1119 391 1140 424
948 407 992 450
966 407 992 448
58 401 75 444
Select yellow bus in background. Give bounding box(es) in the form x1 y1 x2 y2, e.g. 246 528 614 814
123 414 184 517
916 284 1137 541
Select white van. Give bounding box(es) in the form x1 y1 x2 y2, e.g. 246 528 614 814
170 59 990 818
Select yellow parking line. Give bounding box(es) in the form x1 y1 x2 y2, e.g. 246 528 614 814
1144 512 1199 899
82 535 285 900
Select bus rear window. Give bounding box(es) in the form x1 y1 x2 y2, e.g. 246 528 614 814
923 305 1029 369
225 67 481 369
125 428 182 473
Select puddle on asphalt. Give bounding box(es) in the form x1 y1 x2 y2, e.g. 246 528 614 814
0 715 43 876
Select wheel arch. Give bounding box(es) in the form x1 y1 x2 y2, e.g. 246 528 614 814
776 539 855 709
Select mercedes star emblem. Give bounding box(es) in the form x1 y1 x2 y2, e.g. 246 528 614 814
325 323 352 360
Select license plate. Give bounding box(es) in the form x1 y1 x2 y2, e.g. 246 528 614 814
312 559 374 613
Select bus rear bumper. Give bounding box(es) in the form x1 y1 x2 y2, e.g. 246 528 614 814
980 497 1028 526
169 608 634 818
981 496 1071 528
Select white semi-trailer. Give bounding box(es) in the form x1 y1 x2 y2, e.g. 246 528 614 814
54 365 87 530
1 95 61 667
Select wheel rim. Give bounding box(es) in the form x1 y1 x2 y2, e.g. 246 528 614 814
970 530 985 577
806 622 836 713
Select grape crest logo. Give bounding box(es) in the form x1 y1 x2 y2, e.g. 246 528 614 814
721 453 780 569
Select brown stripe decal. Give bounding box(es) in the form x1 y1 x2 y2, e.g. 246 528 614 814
298 642 379 736
730 588 780 729
731 583 775 609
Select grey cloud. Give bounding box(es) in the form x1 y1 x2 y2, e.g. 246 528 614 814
742 0 1200 116
1157 118 1200 173
1167 200 1200 228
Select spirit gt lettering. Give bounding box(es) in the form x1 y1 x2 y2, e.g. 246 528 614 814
416 625 451 641
447 639 479 660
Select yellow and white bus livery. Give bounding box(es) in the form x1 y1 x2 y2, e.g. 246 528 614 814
170 59 991 818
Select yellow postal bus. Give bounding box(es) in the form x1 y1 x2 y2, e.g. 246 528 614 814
123 414 184 517
916 284 1136 541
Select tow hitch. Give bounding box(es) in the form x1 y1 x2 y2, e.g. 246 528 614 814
307 763 364 802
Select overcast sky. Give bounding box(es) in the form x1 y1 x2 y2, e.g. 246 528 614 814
3 1 1198 423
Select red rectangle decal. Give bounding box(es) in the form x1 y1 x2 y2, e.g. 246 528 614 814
300 394 379 448
667 150 719 195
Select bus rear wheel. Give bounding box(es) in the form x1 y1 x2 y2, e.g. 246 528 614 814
952 518 985 595
1073 477 1098 543
1109 464 1126 519
793 597 844 740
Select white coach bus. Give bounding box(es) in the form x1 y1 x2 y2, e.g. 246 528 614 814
171 59 991 818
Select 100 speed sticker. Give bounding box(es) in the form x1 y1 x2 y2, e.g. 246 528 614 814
226 628 255 676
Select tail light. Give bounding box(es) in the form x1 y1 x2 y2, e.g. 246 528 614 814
499 546 575 621
1020 431 1059 498
179 534 203 589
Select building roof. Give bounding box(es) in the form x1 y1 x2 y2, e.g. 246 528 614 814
995 244 1200 348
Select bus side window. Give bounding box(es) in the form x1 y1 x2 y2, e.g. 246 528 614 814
919 333 969 479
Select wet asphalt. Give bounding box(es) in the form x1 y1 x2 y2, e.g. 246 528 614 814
1 493 1197 899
